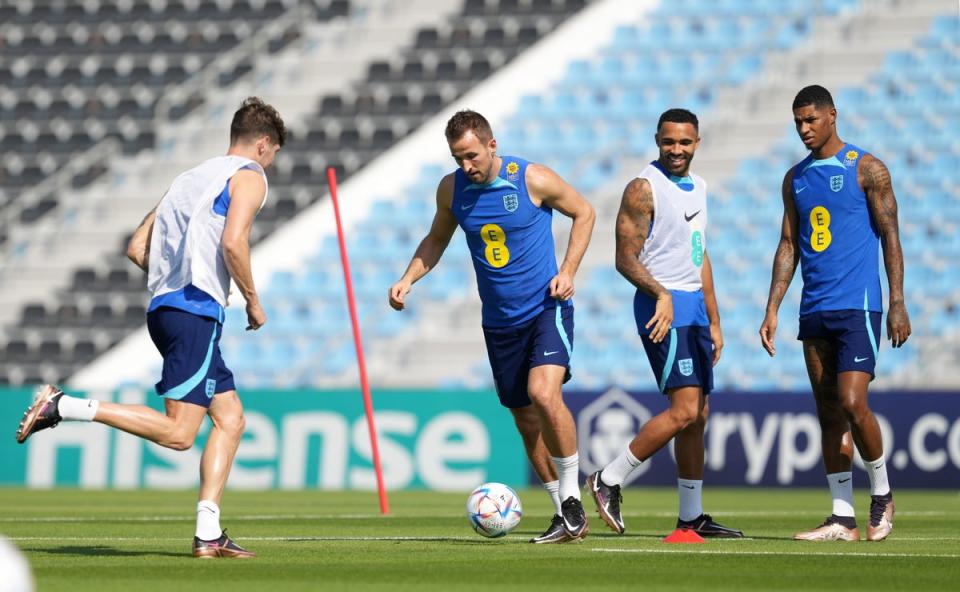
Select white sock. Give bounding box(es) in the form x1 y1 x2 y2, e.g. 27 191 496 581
552 453 581 501
196 500 222 541
57 394 99 422
600 447 642 487
678 478 703 522
543 480 562 515
864 456 891 496
826 472 856 517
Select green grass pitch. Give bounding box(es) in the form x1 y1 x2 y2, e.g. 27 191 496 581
2 488 958 591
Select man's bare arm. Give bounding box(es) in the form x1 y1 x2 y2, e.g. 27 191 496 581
223 169 267 329
860 154 911 347
615 178 665 297
616 177 672 342
126 205 159 272
760 170 800 356
527 163 596 286
765 171 800 314
389 174 459 310
701 249 723 365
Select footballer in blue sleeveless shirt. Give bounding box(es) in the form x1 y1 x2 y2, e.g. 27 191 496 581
390 110 596 543
451 155 571 327
791 143 882 316
761 85 910 543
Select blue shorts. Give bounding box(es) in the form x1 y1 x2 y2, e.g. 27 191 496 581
798 309 881 377
146 307 235 408
482 305 574 408
641 325 714 395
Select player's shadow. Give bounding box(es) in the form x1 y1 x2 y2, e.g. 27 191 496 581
33 545 184 558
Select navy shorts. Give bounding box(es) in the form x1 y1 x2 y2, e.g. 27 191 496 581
146 307 236 408
482 305 574 408
641 325 714 395
798 309 882 377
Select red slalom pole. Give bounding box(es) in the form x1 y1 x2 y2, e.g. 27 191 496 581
326 166 389 515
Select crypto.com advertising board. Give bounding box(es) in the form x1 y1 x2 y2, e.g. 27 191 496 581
569 389 960 488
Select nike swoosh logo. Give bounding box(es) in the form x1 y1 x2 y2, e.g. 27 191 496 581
838 478 850 484
461 203 474 210
544 351 559 357
795 185 808 193
681 484 695 489
562 517 580 533
684 210 700 222
854 356 869 363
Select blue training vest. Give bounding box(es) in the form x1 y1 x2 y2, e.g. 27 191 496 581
791 143 882 315
451 156 569 328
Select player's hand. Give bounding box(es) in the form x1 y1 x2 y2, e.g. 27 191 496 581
710 322 723 366
549 271 575 301
645 291 673 343
245 300 266 331
759 311 777 356
887 301 911 348
389 280 412 311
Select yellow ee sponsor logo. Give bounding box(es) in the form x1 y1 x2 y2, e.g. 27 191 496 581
481 223 510 268
809 205 832 252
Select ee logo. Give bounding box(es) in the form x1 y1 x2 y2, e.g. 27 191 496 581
810 205 832 252
481 223 510 268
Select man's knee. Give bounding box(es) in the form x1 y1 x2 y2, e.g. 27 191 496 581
839 390 871 424
527 366 566 408
216 412 246 437
669 405 699 429
667 390 702 428
696 400 709 427
163 428 197 451
527 386 561 408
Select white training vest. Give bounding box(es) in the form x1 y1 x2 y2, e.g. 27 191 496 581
147 155 268 306
636 162 708 291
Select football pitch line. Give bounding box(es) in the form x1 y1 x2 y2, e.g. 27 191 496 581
1 509 954 523
8 535 955 547
593 548 960 559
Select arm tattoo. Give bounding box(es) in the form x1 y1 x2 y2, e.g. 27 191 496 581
765 171 799 312
861 155 905 303
615 178 667 297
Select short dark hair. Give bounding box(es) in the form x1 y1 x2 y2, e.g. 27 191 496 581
657 108 699 132
445 109 493 143
230 97 287 147
792 85 835 110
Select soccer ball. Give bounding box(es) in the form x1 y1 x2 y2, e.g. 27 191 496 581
0 536 34 592
466 482 522 538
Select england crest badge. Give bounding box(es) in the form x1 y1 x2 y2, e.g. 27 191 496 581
503 193 519 212
830 175 844 192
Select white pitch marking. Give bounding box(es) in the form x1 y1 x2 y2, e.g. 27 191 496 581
9 535 958 551
8 535 479 542
0 514 390 523
591 548 960 559
2 510 954 523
